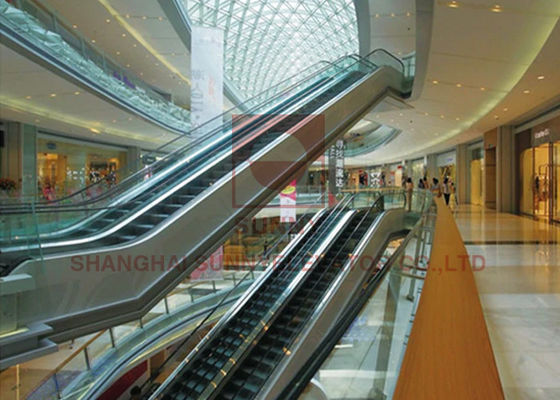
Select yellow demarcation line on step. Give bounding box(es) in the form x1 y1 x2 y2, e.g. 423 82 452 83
393 197 504 400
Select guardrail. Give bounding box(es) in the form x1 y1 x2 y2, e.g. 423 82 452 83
0 0 191 133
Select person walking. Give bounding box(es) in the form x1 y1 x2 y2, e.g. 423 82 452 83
431 178 442 198
418 178 425 189
442 177 451 206
405 177 414 211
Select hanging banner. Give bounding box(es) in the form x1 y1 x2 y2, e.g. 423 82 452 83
328 139 345 194
191 26 224 137
280 179 297 222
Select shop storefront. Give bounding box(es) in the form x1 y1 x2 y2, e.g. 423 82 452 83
37 134 127 199
410 158 426 186
388 162 403 187
517 115 560 223
437 150 456 184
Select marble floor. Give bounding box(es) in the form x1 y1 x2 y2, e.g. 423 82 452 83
453 205 560 400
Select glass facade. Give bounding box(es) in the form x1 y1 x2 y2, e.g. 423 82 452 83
183 0 358 97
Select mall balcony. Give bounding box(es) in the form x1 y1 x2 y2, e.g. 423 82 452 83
0 0 559 400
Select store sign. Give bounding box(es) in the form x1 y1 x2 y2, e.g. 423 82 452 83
534 128 550 140
46 141 56 150
191 26 224 137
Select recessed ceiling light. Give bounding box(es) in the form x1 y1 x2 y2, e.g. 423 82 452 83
133 43 137 48
139 72 143 76
523 89 530 94
105 18 111 23
126 63 131 67
90 128 101 134
49 93 57 98
390 13 395 17
399 112 403 116
116 51 121 55
122 33 126 37
432 80 439 84
125 14 130 18
491 4 502 12
494 115 499 119
406 11 411 16
456 83 462 88
537 75 545 80
375 13 380 18
480 87 486 91
440 115 445 119
424 112 429 116
503 107 508 111
455 117 460 121
72 24 78 29
91 39 96 43
142 16 147 20
74 91 80 95
448 1 459 8
25 95 32 99
158 16 163 21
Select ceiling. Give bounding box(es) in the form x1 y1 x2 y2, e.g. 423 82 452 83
43 0 192 106
0 43 177 149
360 0 560 164
3 0 558 162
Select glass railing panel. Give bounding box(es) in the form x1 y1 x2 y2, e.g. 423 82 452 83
298 194 433 399
86 330 113 368
112 320 141 347
141 298 168 327
0 1 191 133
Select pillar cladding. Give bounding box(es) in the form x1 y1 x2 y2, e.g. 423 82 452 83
426 153 437 181
496 125 515 213
456 143 468 204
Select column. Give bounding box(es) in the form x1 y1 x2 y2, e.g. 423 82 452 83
456 143 468 204
426 153 437 181
496 125 515 213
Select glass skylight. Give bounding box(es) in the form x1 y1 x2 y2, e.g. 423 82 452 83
183 0 358 98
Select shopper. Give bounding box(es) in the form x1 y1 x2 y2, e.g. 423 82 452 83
442 177 451 206
406 177 414 211
431 178 442 198
418 178 425 189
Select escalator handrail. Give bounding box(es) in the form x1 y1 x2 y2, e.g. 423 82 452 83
224 192 396 399
149 194 356 399
0 55 354 212
278 192 431 399
0 67 360 254
2 48 404 213
140 194 333 394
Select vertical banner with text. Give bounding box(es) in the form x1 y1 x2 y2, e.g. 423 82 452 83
280 179 297 222
328 139 345 195
191 26 224 137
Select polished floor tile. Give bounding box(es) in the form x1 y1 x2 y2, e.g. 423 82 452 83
454 205 560 400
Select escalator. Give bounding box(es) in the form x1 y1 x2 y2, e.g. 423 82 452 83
150 192 414 400
0 50 411 364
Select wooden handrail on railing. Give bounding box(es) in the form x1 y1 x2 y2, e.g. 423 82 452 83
26 329 107 397
393 197 504 400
